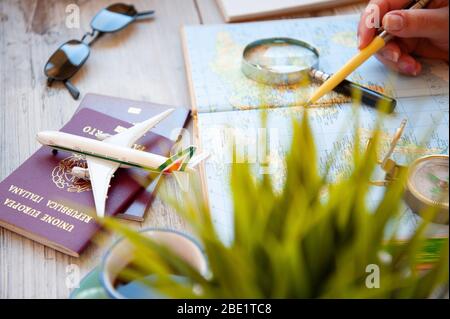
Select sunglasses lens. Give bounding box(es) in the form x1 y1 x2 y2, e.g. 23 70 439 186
44 40 90 80
91 4 137 33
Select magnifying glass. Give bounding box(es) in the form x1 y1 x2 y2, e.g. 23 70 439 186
241 37 396 112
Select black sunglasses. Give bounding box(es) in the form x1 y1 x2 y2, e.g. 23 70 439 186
44 3 154 99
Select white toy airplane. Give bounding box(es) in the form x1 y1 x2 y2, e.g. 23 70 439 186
36 109 208 217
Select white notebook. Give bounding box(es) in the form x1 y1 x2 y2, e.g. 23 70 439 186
216 0 362 22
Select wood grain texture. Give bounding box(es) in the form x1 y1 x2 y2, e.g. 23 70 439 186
0 0 366 298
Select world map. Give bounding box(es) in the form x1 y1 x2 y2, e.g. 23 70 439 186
182 14 449 242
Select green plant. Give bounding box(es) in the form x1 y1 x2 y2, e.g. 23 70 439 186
103 111 448 298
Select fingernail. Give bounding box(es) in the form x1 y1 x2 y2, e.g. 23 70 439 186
383 13 404 32
358 35 362 48
382 49 400 62
399 60 418 75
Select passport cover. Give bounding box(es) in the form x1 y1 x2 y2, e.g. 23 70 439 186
75 93 190 141
75 94 191 221
0 108 173 257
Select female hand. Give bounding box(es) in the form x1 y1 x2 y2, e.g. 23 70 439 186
358 0 449 76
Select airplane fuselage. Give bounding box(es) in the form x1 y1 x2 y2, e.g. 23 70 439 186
37 131 167 172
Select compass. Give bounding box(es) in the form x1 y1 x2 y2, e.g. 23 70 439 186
369 120 449 224
404 155 449 224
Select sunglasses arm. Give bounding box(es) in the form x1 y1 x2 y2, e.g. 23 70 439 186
135 10 155 20
64 80 80 100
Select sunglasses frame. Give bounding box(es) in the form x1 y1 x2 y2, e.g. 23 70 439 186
44 3 155 100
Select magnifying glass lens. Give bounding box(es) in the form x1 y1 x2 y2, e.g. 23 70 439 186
245 42 317 73
242 38 319 85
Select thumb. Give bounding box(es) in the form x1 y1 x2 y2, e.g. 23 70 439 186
382 7 449 40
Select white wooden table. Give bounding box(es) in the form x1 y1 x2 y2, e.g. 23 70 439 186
0 0 366 298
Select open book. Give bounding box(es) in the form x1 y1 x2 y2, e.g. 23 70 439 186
181 14 449 242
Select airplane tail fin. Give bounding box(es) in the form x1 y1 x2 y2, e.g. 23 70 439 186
157 146 196 173
157 146 209 190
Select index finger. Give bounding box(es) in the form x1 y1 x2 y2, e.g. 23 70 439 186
358 0 412 49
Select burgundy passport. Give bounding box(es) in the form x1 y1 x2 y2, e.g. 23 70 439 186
75 93 190 141
0 108 174 257
75 94 191 221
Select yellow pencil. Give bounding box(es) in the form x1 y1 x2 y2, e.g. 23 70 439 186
307 0 431 106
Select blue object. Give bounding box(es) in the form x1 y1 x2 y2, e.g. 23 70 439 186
70 267 191 299
116 275 190 299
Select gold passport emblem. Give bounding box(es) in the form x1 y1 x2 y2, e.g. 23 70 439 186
52 155 91 193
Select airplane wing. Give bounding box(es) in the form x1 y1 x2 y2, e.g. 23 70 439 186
86 110 173 217
103 109 174 148
86 156 120 217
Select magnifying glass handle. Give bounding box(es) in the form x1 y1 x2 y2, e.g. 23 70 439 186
334 79 397 113
310 69 396 113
